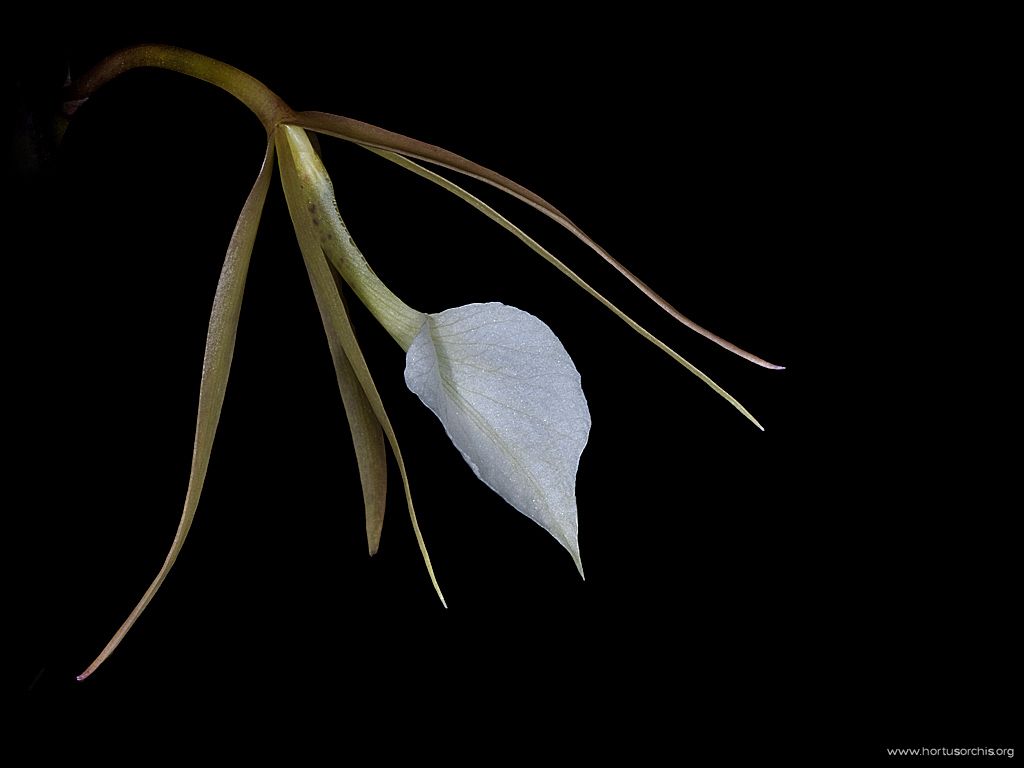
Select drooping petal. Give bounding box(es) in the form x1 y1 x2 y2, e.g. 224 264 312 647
276 126 445 602
281 131 387 553
77 137 276 681
287 110 782 370
379 151 764 431
404 303 591 575
317 275 389 555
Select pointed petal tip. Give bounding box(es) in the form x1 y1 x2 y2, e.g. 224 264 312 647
570 546 585 581
75 671 90 682
740 408 766 432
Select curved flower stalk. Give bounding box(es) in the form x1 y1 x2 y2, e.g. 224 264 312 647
66 45 783 679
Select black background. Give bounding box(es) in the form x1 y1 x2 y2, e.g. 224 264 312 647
7 14 1017 761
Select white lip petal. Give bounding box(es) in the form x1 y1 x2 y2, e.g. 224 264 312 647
404 302 591 575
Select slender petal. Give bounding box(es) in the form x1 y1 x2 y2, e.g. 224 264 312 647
276 127 446 604
371 151 764 430
77 137 276 681
288 111 783 370
323 278 389 555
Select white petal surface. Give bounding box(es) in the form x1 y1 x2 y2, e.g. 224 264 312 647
404 303 591 574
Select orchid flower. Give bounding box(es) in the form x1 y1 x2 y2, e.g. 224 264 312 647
66 45 783 680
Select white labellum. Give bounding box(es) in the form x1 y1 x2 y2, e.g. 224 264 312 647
404 302 591 575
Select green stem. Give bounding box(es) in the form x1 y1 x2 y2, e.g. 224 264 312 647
66 44 293 131
279 126 426 349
